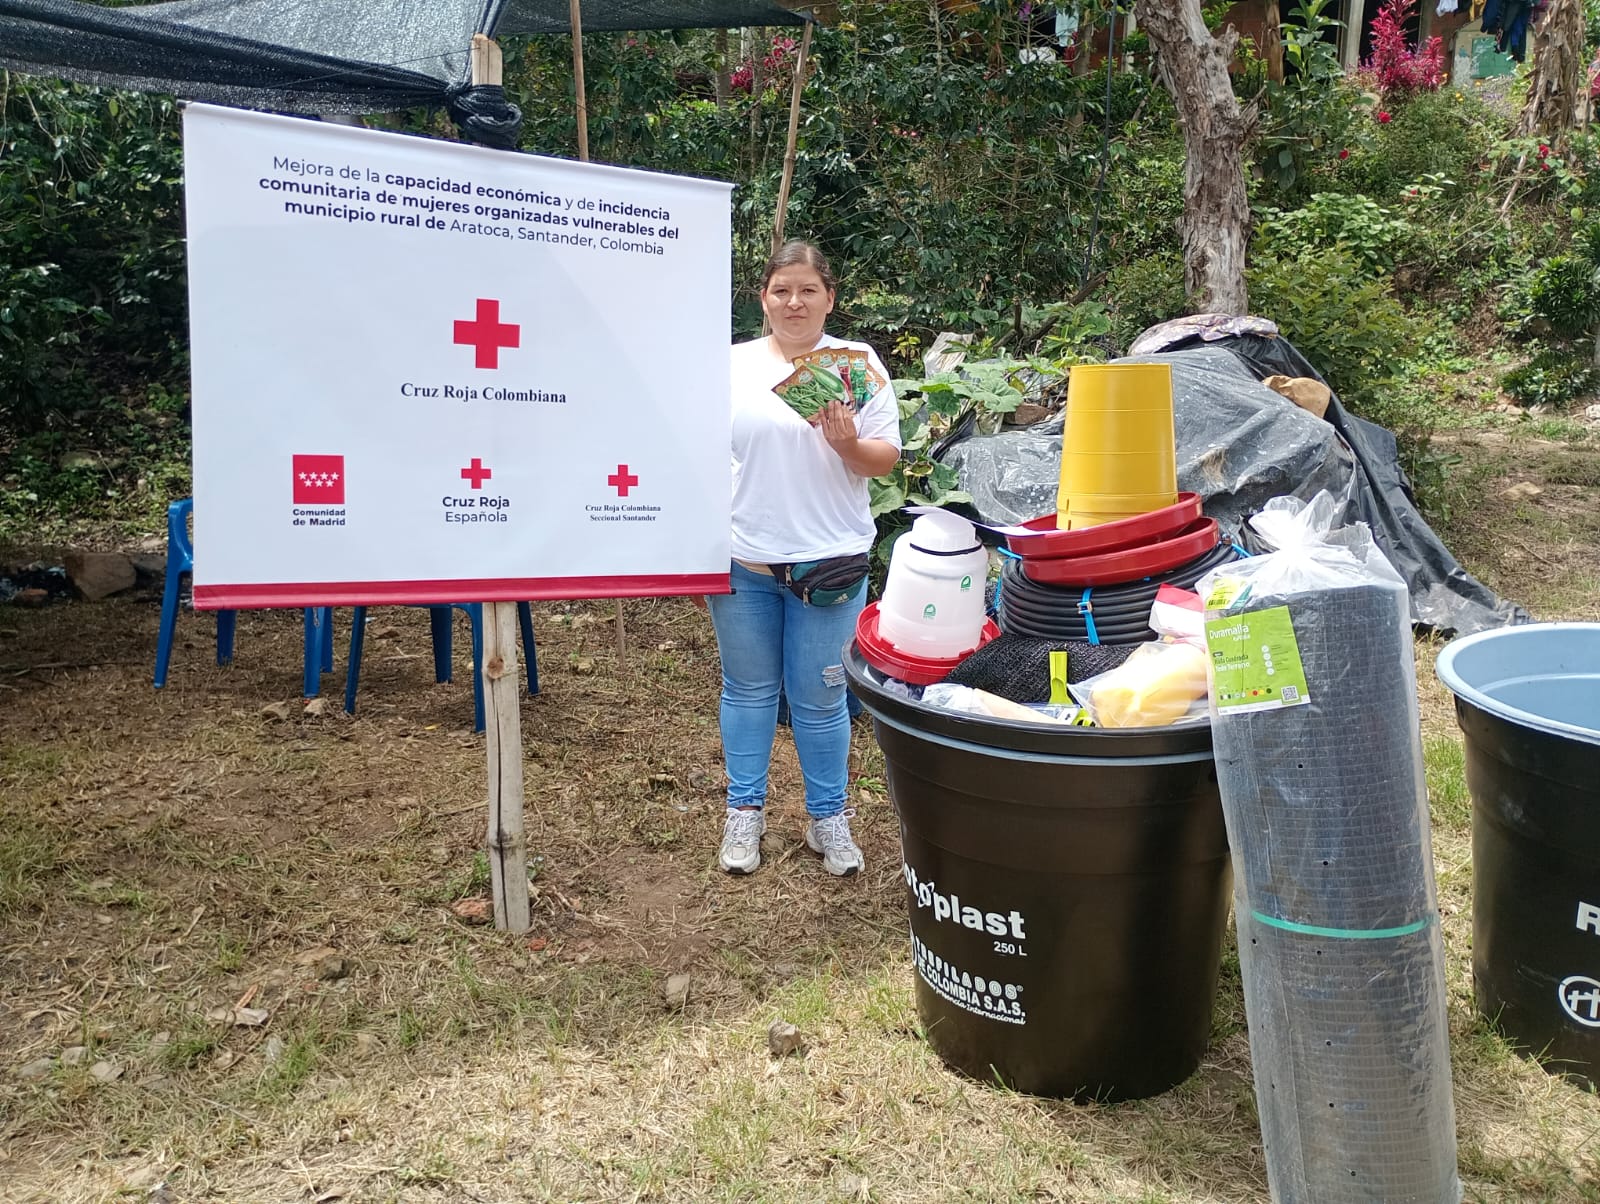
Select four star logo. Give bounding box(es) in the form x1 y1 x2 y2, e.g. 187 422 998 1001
292 454 345 504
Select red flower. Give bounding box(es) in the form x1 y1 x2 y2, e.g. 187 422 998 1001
1542 160 1552 170
1539 143 1551 157
1339 148 1351 159
1377 110 1393 123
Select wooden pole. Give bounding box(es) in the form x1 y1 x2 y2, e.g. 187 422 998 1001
482 597 531 934
770 21 814 255
569 0 590 162
471 33 532 935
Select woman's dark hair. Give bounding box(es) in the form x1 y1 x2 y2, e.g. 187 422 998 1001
760 239 837 294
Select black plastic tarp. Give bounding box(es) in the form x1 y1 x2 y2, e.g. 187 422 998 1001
0 0 809 116
938 335 1526 636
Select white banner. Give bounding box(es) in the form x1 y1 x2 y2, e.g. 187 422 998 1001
183 104 732 608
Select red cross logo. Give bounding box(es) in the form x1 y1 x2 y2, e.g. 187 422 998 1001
608 465 639 497
453 298 519 369
460 458 492 489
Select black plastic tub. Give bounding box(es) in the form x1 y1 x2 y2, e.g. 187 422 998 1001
1437 623 1600 1084
845 645 1230 1102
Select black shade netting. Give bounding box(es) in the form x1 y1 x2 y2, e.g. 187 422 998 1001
996 543 1240 644
944 635 1139 702
1211 563 1459 1204
497 0 807 33
1237 910 1460 1204
0 0 804 126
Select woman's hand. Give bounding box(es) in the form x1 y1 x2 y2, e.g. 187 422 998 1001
812 399 858 453
812 400 899 477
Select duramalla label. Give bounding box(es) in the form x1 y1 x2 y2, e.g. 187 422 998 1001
911 933 1027 1025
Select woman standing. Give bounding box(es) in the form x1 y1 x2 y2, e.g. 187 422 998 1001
711 240 901 876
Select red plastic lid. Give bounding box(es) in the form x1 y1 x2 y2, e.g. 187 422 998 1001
1018 518 1221 587
854 602 1000 686
1004 493 1204 560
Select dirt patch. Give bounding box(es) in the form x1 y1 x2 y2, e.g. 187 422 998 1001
1431 432 1600 622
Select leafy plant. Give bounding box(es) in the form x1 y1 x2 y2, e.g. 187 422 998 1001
1520 254 1600 341
1255 0 1370 197
0 78 188 431
869 360 1032 562
1363 0 1445 99
1256 193 1412 274
1104 252 1187 351
1248 247 1420 411
1501 346 1599 406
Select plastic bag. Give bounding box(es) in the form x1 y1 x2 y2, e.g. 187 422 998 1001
1068 640 1211 728
1196 490 1404 610
920 683 1084 725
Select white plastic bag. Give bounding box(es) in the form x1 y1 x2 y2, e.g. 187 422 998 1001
1068 640 1211 728
1197 491 1405 610
921 682 1082 725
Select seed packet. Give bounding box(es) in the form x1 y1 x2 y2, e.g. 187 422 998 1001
786 348 887 410
773 361 849 419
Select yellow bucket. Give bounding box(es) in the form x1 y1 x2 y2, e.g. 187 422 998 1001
1057 363 1177 528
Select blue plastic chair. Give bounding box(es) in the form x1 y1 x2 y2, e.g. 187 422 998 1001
155 498 332 693
343 602 539 732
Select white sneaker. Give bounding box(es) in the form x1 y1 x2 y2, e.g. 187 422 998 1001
805 810 864 877
719 808 765 874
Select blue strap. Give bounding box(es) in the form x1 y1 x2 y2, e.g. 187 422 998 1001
1078 588 1099 645
1230 542 1252 558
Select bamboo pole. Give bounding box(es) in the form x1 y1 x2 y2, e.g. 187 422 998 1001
471 33 531 935
481 594 531 934
770 21 814 254
569 0 590 162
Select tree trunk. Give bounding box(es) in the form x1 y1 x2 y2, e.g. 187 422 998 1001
1135 0 1256 315
715 30 731 106
1264 0 1285 84
1518 0 1585 143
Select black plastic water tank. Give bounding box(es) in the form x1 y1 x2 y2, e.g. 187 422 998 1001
1437 623 1600 1084
845 646 1231 1101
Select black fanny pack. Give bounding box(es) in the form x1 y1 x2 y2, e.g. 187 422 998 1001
769 554 871 607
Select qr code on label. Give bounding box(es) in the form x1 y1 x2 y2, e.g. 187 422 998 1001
1280 685 1300 702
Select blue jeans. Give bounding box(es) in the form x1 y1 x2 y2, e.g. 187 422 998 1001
708 561 866 818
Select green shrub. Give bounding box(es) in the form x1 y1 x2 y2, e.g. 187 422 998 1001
1248 247 1420 415
1253 0 1373 202
1521 254 1600 340
1339 89 1496 201
1104 252 1187 352
0 79 188 431
1501 346 1599 407
1255 193 1412 274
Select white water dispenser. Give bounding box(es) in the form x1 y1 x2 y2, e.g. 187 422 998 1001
876 509 989 659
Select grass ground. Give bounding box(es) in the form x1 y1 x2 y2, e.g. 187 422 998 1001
1 426 1598 1203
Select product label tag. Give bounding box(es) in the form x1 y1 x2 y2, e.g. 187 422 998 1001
1204 575 1248 610
1204 604 1311 713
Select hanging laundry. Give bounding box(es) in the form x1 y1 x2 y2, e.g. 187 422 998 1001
1054 5 1080 45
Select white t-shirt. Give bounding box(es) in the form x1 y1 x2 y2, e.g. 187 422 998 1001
729 333 901 563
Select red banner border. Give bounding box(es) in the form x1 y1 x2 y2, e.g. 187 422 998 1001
193 573 731 610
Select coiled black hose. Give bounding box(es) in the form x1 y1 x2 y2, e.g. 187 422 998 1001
997 542 1241 644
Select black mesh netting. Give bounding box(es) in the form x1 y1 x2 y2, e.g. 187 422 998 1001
944 635 1138 702
0 0 805 133
1214 571 1460 1203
